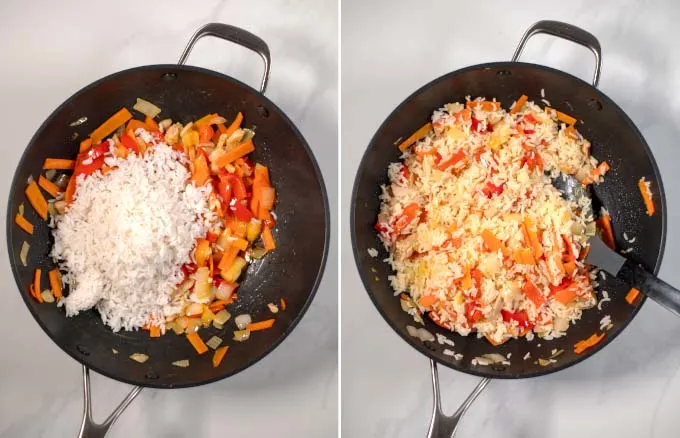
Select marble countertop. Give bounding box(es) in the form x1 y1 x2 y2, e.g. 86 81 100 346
0 0 337 437
341 1 680 437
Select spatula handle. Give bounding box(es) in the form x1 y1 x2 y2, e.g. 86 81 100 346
619 260 680 317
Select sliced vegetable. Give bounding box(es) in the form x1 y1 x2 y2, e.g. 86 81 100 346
512 248 535 265
129 353 149 363
626 287 641 305
133 98 161 118
43 159 75 170
194 238 212 267
48 269 62 299
213 309 232 326
466 100 501 112
261 225 276 251
224 112 244 138
546 107 577 126
522 279 545 308
392 203 420 234
638 178 655 216
79 138 92 153
481 229 509 256
65 174 76 204
436 150 466 171
510 94 528 114
235 314 252 330
212 346 229 367
597 214 615 250
172 359 190 368
215 141 255 167
582 161 610 185
90 108 133 144
574 332 605 354
33 269 42 303
246 319 275 331
206 335 223 350
38 175 61 198
418 295 437 307
553 286 577 305
186 332 208 355
233 330 250 342
15 214 33 234
149 325 161 337
20 241 29 266
145 116 159 131
397 122 432 152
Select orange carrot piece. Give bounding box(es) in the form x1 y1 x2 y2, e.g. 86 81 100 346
213 345 229 367
546 107 577 126
215 141 255 168
218 245 240 272
466 100 501 112
223 112 244 138
510 95 528 114
48 269 62 299
246 319 275 331
198 124 214 143
574 332 605 354
597 214 615 249
481 229 509 255
262 225 276 251
38 175 61 198
461 267 472 290
149 325 161 338
126 119 147 134
512 248 535 265
91 108 133 144
398 123 432 152
33 268 43 303
418 295 437 307
15 214 33 234
231 238 249 251
25 180 48 220
186 332 208 355
553 286 577 305
79 138 92 153
280 298 287 310
145 116 159 131
626 287 641 305
523 218 543 259
523 279 545 308
582 161 610 185
43 159 75 170
65 175 76 204
190 154 210 187
638 178 655 216
564 261 576 276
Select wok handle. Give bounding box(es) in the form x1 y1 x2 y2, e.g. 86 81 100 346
178 23 271 94
426 360 491 438
77 365 143 438
511 20 602 88
619 260 680 318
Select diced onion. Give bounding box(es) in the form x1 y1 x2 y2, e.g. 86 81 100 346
406 325 435 342
20 241 29 266
185 318 202 333
213 310 231 325
235 314 252 330
129 353 149 363
481 353 506 364
41 290 55 303
133 98 161 118
185 302 204 317
249 247 268 260
54 174 70 190
241 128 255 143
206 336 223 350
18 203 24 216
193 267 211 302
112 349 119 354
172 359 190 368
267 303 279 314
54 200 67 215
215 281 236 300
233 330 250 342
45 169 56 181
159 119 173 131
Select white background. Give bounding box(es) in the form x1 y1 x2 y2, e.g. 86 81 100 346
342 1 680 437
0 0 338 437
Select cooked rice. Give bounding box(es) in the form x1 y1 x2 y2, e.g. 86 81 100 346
376 98 601 344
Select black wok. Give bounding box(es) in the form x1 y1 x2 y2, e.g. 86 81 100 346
351 20 666 437
6 23 329 436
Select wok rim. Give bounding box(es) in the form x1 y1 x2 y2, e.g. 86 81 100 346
6 63 331 389
350 60 667 379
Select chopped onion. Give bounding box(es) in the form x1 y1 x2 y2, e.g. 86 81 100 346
233 330 250 342
241 128 256 143
54 174 70 190
112 348 119 354
20 241 29 266
133 98 161 118
585 221 597 236
159 119 173 131
473 357 492 366
185 302 204 317
215 281 236 300
406 325 435 342
171 322 184 335
267 303 279 314
235 314 252 330
185 318 202 333
406 325 419 338
47 201 57 217
213 309 231 325
18 203 24 216
172 359 190 368
176 278 195 294
249 247 268 260
129 353 149 363
41 290 55 303
54 200 67 215
481 353 507 364
69 116 88 127
193 267 211 302
45 169 57 181
206 336 223 350
180 122 193 137
27 175 34 185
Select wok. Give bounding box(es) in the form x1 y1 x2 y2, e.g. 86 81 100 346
351 20 666 437
6 23 329 437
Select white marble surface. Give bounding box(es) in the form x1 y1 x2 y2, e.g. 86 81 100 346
342 1 680 437
0 0 337 437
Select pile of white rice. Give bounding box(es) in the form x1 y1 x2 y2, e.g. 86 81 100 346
377 98 600 344
51 139 215 331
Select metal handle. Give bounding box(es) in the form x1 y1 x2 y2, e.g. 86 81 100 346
77 366 143 438
178 23 271 93
511 20 602 87
427 360 490 438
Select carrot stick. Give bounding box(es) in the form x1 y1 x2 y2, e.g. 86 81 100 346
145 116 159 131
523 279 545 308
564 261 576 276
218 245 240 272
33 269 43 303
574 332 605 354
213 345 229 367
638 178 655 216
149 325 161 338
398 123 432 152
15 214 33 234
38 175 61 198
126 119 147 134
466 101 501 112
582 161 610 185
224 112 244 138
553 286 577 305
522 218 543 259
546 107 577 125
512 248 535 265
481 229 509 255
215 141 255 168
510 95 528 114
25 180 48 220
418 295 437 307
246 319 275 331
626 287 641 305
43 159 75 170
597 214 616 249
280 298 287 310
48 269 62 299
186 332 208 354
90 108 133 144
79 138 92 153
65 175 76 204
190 154 210 186
262 225 276 250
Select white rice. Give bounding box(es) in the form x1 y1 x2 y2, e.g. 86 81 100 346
367 247 379 257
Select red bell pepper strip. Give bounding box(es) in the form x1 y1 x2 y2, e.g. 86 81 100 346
120 134 140 154
465 301 484 324
436 150 466 171
221 174 248 200
392 203 420 234
501 309 534 328
230 199 254 222
481 182 505 198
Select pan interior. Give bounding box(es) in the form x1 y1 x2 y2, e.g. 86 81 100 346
7 64 329 388
352 62 666 378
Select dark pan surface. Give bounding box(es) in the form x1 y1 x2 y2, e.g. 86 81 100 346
7 65 329 388
352 62 666 378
